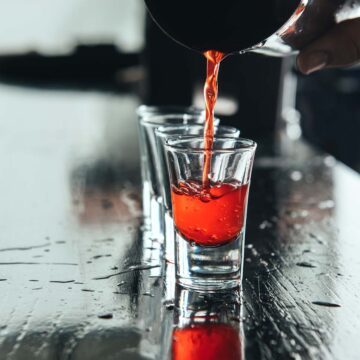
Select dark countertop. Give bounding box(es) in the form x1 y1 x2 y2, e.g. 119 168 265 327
0 83 359 360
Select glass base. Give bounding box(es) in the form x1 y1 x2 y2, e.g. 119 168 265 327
176 230 245 292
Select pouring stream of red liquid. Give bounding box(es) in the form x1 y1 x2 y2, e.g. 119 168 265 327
202 50 225 188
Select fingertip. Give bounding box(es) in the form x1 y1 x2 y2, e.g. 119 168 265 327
295 54 306 74
297 50 329 75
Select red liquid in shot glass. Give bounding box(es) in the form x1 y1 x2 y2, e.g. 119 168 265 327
171 181 249 246
172 323 242 360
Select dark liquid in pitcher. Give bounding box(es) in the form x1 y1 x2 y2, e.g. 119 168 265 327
144 0 300 53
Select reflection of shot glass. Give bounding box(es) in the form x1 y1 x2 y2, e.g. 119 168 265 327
172 287 243 360
137 107 207 242
155 125 240 265
165 137 257 291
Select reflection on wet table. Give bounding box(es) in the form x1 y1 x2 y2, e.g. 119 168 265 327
0 84 359 359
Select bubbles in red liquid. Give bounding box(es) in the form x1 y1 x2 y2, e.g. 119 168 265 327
172 181 248 246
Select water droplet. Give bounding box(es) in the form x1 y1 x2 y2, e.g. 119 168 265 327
323 156 336 167
163 300 175 310
259 220 272 230
312 301 341 308
260 259 269 267
0 325 8 336
318 200 335 210
98 313 113 319
251 248 259 256
296 262 317 268
309 233 325 244
290 171 303 181
290 352 302 360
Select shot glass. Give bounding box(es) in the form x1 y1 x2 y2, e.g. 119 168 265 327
137 107 219 242
165 137 257 291
155 125 240 263
156 125 240 300
137 107 207 239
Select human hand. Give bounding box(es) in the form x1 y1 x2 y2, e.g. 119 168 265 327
297 18 360 74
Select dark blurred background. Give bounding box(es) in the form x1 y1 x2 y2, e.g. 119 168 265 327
0 0 358 172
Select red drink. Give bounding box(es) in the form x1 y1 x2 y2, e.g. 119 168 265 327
172 323 242 360
202 50 225 188
172 181 249 246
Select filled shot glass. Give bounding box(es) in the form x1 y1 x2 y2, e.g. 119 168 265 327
165 137 257 291
155 125 240 265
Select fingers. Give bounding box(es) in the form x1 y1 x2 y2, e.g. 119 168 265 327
297 18 360 74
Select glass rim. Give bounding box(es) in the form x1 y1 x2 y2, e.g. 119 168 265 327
137 105 204 117
139 113 217 126
165 136 257 154
139 114 204 126
155 124 239 138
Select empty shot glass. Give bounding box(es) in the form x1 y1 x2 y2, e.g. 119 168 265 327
137 108 220 243
165 137 257 291
137 107 208 273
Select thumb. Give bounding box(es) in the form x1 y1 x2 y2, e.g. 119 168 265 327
297 18 360 74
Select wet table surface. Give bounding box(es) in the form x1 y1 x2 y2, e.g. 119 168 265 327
0 83 360 360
